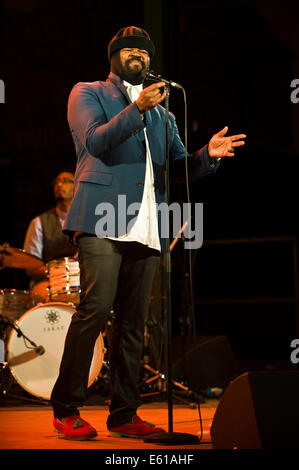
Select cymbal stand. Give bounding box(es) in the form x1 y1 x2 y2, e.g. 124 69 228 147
140 360 201 409
140 312 202 409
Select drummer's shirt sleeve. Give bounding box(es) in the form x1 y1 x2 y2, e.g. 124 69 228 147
23 216 43 260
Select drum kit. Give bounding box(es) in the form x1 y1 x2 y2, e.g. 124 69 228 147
0 242 198 408
0 243 105 402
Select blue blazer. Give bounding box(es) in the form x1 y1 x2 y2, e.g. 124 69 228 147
63 72 217 250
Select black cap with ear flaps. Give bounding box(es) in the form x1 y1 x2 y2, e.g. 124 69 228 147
108 26 155 60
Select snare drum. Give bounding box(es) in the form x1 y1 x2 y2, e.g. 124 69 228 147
0 289 30 321
6 302 105 400
47 257 81 305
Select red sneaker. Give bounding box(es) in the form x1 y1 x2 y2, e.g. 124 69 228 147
53 415 97 440
108 415 165 438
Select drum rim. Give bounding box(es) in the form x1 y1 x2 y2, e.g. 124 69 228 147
47 257 79 265
6 301 105 400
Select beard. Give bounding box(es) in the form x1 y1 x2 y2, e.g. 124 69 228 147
110 51 149 85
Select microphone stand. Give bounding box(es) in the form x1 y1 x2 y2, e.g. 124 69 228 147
0 314 38 348
0 314 47 404
144 85 199 445
165 84 174 431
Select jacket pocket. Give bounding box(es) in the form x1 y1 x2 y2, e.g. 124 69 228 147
78 171 113 186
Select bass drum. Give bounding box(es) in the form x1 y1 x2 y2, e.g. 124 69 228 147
6 302 105 401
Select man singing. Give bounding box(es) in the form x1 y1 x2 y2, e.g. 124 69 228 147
50 26 246 440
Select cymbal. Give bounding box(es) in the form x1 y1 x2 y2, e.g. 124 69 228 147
0 243 45 270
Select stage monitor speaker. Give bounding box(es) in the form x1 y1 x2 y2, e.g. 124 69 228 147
211 370 299 449
172 335 241 391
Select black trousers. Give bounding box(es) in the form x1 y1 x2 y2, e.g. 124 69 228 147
50 237 160 428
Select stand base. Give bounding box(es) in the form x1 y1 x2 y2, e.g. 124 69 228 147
144 431 200 445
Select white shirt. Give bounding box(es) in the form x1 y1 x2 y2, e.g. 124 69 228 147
106 81 161 252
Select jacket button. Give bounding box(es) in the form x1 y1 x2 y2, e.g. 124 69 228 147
137 181 144 186
140 154 146 160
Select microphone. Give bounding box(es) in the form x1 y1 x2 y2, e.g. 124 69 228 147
145 70 183 89
35 345 45 355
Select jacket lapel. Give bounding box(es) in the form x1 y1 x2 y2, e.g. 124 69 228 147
106 72 165 157
107 72 131 105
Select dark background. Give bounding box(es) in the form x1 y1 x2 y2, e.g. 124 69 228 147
0 0 298 367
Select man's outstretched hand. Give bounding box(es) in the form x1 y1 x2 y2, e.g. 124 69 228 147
208 126 246 158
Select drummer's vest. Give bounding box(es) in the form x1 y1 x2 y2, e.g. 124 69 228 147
40 208 77 263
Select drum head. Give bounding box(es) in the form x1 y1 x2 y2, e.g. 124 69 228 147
7 302 104 400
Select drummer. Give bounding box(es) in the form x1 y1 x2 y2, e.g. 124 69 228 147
23 171 77 283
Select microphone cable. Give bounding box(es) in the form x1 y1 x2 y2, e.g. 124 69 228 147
181 86 196 337
180 85 203 442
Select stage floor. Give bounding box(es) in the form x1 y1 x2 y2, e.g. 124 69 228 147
0 399 217 450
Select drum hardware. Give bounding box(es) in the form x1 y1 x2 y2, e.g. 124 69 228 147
139 234 202 409
0 362 48 405
87 359 111 404
0 361 14 398
142 229 205 408
140 360 200 409
0 334 11 397
140 331 201 409
86 310 113 403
